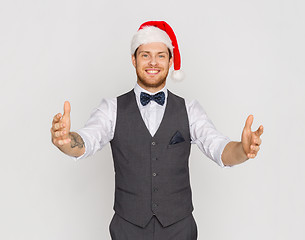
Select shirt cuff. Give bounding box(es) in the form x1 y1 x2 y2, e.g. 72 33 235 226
217 138 232 168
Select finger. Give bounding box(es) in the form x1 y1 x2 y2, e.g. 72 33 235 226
50 127 59 139
253 136 262 146
244 115 254 131
247 153 256 159
53 122 60 131
52 133 70 145
250 145 260 153
50 128 55 141
58 138 71 146
53 122 65 131
52 113 62 124
54 130 66 138
63 101 71 119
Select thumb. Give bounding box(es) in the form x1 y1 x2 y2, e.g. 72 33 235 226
63 101 71 118
256 125 264 136
244 114 253 131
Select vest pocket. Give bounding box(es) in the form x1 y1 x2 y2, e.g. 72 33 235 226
167 140 188 149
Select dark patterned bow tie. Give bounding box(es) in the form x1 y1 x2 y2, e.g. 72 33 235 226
140 91 165 106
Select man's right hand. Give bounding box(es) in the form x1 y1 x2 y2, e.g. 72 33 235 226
51 101 72 148
51 101 85 157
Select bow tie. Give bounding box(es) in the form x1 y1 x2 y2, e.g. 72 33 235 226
140 91 165 106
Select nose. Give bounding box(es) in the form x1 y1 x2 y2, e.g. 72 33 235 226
149 56 157 66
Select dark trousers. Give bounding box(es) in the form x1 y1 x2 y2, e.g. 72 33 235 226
109 213 198 240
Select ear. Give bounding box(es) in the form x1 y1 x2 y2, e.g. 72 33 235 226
132 55 136 68
169 56 173 69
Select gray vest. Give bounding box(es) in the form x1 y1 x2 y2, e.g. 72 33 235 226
110 90 193 228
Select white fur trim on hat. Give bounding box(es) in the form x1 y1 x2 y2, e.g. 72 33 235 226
131 26 173 55
170 69 185 82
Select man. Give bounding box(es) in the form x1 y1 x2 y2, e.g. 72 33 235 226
51 21 263 240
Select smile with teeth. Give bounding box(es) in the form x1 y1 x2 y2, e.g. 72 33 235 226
146 69 160 75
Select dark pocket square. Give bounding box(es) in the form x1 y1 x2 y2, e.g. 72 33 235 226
169 131 185 145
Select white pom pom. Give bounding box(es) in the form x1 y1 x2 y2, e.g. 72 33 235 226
170 70 185 82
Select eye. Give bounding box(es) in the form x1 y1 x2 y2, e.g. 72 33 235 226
142 54 149 58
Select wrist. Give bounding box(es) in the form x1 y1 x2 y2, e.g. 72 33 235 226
240 142 248 159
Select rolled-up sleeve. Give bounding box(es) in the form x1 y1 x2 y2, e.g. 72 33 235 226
72 98 116 161
186 99 231 167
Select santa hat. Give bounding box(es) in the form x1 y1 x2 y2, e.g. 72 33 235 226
131 21 185 81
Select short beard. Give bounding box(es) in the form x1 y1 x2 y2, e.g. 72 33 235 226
137 74 168 89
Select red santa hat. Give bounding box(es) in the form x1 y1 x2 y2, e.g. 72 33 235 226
131 21 185 81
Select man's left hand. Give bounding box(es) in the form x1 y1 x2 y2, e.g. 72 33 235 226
241 115 264 159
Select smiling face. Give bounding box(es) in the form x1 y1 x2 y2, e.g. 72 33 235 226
132 42 173 93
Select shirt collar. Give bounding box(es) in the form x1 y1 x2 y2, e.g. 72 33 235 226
134 83 168 98
134 83 168 107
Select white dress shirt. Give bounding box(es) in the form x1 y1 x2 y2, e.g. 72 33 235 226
75 84 231 167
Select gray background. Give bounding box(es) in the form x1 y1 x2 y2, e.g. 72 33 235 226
1 0 304 239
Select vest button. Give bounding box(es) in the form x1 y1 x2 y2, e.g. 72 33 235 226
152 157 158 161
151 141 156 146
153 187 158 192
152 203 158 207
152 173 157 177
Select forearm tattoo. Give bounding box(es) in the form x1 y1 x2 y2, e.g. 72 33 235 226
69 132 85 149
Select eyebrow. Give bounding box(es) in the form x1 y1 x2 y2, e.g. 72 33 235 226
138 51 169 55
